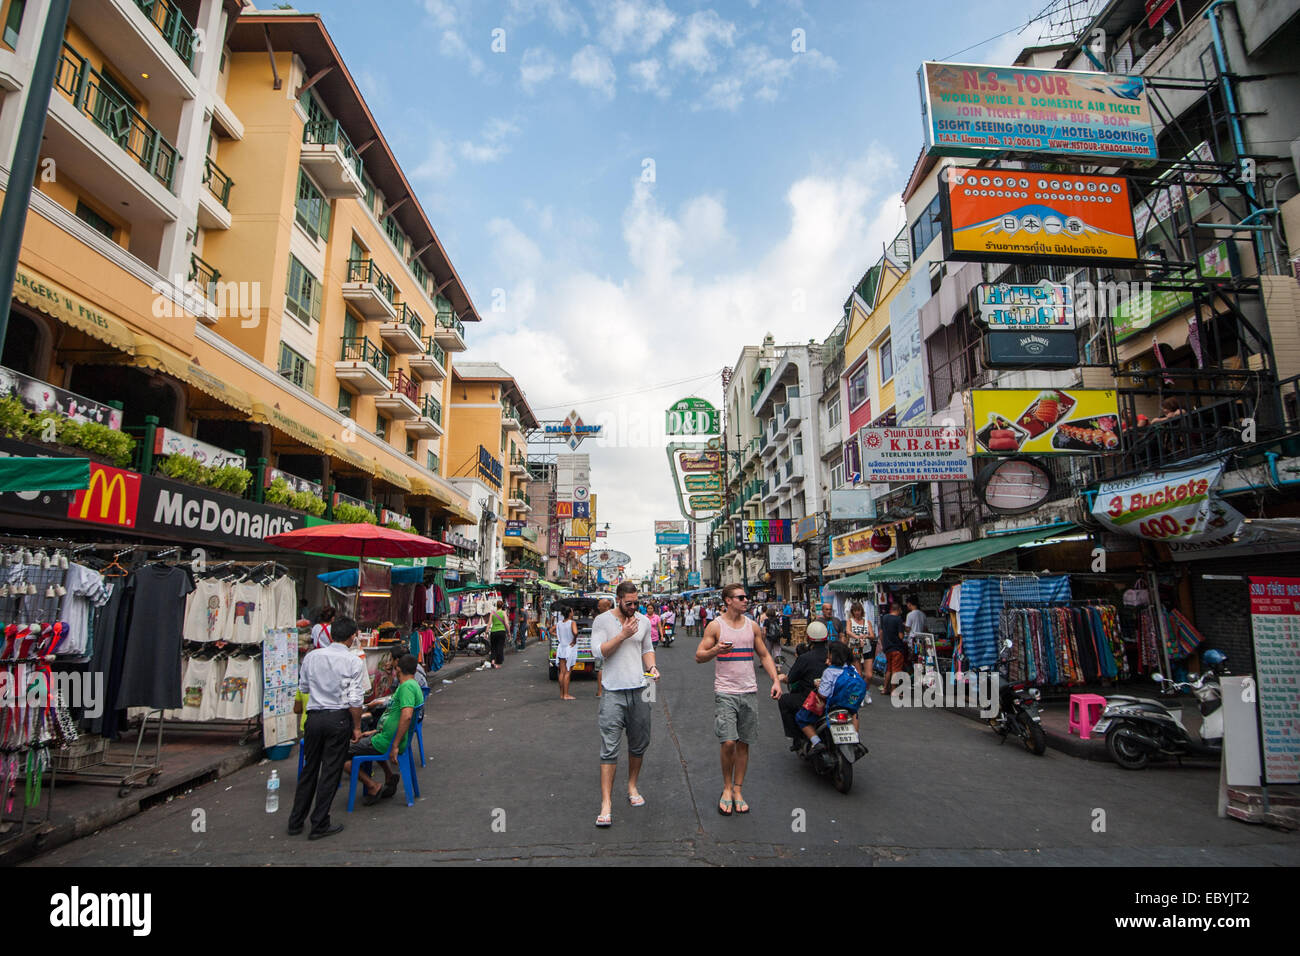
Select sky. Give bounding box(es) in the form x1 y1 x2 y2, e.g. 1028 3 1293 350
284 0 1073 576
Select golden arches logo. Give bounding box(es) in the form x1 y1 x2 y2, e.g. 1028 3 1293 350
75 468 133 525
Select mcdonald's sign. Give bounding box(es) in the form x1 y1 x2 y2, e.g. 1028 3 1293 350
68 463 142 528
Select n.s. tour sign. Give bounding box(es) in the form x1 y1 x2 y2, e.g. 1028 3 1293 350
666 398 719 436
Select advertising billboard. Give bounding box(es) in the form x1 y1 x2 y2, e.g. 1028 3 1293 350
889 271 930 427
968 388 1120 456
768 544 795 571
941 167 1139 265
1091 462 1243 544
973 280 1075 330
919 62 1157 161
982 330 1079 369
735 519 791 544
859 426 973 482
666 397 720 435
1111 240 1234 343
683 473 722 493
830 528 895 565
678 450 722 472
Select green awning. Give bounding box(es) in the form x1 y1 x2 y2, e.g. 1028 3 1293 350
0 457 90 493
828 524 1077 592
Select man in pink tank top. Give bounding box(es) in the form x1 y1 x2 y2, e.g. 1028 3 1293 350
695 582 781 815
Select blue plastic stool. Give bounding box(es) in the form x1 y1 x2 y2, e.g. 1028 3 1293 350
346 722 421 811
297 737 306 776
413 687 430 767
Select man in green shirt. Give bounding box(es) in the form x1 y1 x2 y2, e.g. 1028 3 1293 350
345 654 423 805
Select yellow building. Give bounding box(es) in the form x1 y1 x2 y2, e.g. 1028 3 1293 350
2 3 480 539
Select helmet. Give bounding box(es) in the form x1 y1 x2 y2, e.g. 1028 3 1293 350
1201 649 1227 669
806 621 828 642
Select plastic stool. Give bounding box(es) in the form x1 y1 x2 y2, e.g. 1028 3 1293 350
1068 694 1107 739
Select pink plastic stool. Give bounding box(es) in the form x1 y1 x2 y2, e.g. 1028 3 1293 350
1068 693 1107 739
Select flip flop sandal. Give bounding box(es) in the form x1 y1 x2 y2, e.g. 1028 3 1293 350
362 789 382 806
595 813 613 827
380 775 400 799
628 793 645 807
734 797 750 814
718 796 733 816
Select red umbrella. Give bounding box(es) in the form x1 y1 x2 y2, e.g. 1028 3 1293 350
264 523 454 560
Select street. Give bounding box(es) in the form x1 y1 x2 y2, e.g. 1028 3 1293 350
28 642 1300 866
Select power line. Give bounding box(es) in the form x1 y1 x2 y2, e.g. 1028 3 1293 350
940 0 1062 61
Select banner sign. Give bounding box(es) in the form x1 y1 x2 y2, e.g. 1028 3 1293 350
678 450 721 472
688 494 723 511
982 330 1079 369
735 519 791 544
859 426 972 482
1111 240 1234 343
941 167 1139 265
830 528 895 565
973 280 1075 330
544 409 602 450
547 490 559 557
266 467 323 498
1247 576 1300 784
969 388 1120 455
563 540 590 553
1133 140 1215 239
655 520 686 534
830 488 876 521
0 365 123 430
154 427 245 469
478 445 503 488
794 513 822 542
687 571 700 587
380 509 412 530
1091 462 1244 544
666 397 720 435
769 543 795 571
919 62 1157 161
573 501 590 519
683 473 722 493
889 271 930 426
505 520 524 537
656 532 690 546
555 501 573 518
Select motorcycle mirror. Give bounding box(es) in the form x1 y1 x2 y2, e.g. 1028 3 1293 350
1151 672 1164 682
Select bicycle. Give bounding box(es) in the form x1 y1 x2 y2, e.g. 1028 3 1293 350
433 619 457 664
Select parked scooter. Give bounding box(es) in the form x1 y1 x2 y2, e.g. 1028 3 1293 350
986 639 1046 755
794 709 868 794
459 624 491 657
1094 650 1226 770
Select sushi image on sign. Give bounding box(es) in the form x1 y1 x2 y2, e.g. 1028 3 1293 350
968 389 1119 456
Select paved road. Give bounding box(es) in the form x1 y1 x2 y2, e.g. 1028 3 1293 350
28 641 1299 866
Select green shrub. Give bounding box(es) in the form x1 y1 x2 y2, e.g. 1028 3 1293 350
158 455 251 497
289 488 327 516
0 396 32 439
334 501 377 524
210 465 252 497
264 476 292 505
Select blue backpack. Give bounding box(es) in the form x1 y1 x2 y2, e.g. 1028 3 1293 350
826 665 867 712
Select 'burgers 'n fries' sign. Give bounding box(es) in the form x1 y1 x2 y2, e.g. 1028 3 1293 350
967 388 1120 456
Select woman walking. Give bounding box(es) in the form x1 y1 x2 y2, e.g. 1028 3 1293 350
556 605 578 700
488 600 510 669
846 601 876 704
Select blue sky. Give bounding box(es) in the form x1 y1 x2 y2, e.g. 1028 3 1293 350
294 0 1059 574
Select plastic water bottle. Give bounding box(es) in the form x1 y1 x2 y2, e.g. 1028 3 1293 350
265 769 279 813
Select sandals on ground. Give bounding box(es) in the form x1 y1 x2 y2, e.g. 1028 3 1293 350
595 812 613 827
718 795 733 816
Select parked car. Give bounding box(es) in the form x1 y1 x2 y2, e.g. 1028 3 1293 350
548 596 603 681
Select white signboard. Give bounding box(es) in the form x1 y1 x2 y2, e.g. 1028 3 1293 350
1092 462 1244 544
889 271 930 427
573 485 589 502
768 543 795 571
859 426 973 483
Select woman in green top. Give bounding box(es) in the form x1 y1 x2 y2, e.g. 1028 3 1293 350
488 601 510 669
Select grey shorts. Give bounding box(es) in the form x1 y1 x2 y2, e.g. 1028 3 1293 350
714 692 759 744
598 688 651 764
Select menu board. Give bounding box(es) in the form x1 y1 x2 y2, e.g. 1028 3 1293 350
1247 577 1300 784
262 628 301 747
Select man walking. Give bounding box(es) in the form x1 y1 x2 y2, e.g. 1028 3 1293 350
696 583 781 814
289 616 365 840
817 602 845 643
879 601 908 694
590 583 657 827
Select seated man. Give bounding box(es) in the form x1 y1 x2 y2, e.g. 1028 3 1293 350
344 654 423 805
795 643 865 757
777 630 829 749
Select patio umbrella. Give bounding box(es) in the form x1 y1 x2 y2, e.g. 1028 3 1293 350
264 522 454 560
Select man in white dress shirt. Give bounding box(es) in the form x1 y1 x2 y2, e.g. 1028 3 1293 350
288 616 364 840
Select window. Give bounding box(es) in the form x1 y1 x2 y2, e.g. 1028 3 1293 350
337 388 353 417
285 255 322 323
74 200 115 240
295 168 330 241
375 414 389 442
4 0 26 49
793 437 803 457
910 192 942 260
826 395 841 429
427 452 440 473
278 343 315 391
848 362 869 410
406 436 416 458
219 49 227 73
831 462 845 489
343 311 358 342
383 214 406 256
879 339 893 383
926 307 982 413
299 88 326 127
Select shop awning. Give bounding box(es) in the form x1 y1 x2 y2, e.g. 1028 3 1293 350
326 439 380 479
13 266 137 355
252 401 331 455
96 341 257 417
828 524 1078 591
0 457 90 493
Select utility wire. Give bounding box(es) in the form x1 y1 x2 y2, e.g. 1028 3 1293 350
940 0 1061 60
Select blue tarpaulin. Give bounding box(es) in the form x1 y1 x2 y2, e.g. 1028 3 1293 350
317 565 427 587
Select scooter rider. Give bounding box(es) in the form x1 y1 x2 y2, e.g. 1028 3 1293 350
776 623 832 750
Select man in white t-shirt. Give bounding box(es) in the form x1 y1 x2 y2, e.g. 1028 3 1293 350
904 597 928 638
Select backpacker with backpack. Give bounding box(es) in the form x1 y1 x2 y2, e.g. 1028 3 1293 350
826 665 868 712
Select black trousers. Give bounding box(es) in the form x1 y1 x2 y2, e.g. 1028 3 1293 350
289 709 351 833
490 630 507 665
778 692 804 740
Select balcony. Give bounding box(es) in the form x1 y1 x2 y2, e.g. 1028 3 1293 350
434 311 467 351
406 394 444 439
748 436 762 461
380 303 425 353
300 119 365 199
342 259 397 320
187 253 219 303
196 156 233 230
509 452 528 474
131 0 197 72
746 479 762 505
787 456 805 485
763 478 779 503
335 337 390 393
760 430 778 460
502 403 522 433
52 43 180 194
375 369 421 420
407 337 447 381
784 389 802 429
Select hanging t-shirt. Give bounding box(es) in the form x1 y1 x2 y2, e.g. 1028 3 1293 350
181 657 222 721
216 655 262 719
269 576 298 629
58 563 111 657
115 565 195 710
184 578 229 644
226 582 265 644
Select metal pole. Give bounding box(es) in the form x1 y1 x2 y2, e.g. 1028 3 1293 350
0 0 74 351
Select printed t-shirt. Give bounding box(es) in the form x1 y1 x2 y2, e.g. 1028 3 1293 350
185 578 229 643
371 678 423 754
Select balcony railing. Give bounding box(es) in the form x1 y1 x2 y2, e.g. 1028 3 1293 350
303 119 363 180
393 303 424 338
134 0 197 71
201 156 233 207
389 368 419 403
421 337 446 368
420 395 442 425
188 253 219 290
347 258 396 303
53 43 181 192
340 336 389 376
436 310 465 337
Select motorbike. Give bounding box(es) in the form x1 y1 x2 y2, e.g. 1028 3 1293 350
661 622 675 647
794 709 868 794
458 624 491 657
986 639 1046 755
1094 657 1225 770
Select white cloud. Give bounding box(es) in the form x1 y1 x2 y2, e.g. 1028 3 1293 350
693 42 837 111
506 0 588 35
462 148 902 572
597 0 677 54
667 10 737 73
628 57 668 96
422 0 467 29
440 30 487 76
570 45 616 98
413 137 458 180
459 117 521 164
520 47 559 93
